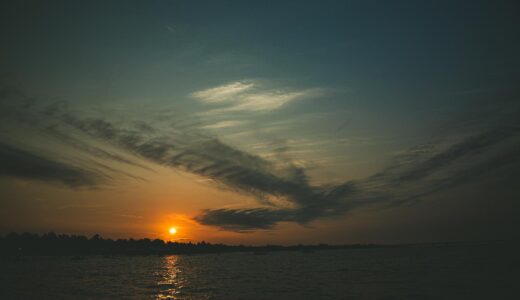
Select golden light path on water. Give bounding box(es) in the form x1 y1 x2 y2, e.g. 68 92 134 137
156 256 185 299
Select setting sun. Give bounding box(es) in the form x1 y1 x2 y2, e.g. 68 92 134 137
169 227 177 235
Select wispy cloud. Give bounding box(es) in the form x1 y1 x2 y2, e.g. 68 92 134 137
200 120 248 130
192 81 254 103
165 25 176 34
59 107 518 231
193 81 320 114
2 83 519 231
194 208 293 231
196 124 520 230
230 91 307 112
0 142 107 188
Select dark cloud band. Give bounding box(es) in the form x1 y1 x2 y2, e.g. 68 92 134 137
0 142 105 188
2 84 519 231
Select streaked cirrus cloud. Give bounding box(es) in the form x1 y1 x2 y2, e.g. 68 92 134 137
192 81 254 103
2 83 519 232
193 80 321 114
200 120 248 130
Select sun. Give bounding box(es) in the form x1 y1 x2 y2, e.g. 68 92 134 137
169 227 177 235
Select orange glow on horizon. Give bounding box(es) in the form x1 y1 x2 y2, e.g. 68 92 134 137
153 213 241 243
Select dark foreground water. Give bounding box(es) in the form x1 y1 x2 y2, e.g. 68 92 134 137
0 243 516 299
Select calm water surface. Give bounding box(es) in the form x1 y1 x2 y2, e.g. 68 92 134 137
0 243 516 299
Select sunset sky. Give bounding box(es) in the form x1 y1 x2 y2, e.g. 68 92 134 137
1 0 519 245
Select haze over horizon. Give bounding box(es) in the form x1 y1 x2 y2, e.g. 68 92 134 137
1 0 519 245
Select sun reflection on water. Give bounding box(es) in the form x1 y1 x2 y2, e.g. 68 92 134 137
156 255 185 299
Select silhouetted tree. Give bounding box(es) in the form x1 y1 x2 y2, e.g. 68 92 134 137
0 232 386 256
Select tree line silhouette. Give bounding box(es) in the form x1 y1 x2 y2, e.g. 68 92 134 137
0 232 387 256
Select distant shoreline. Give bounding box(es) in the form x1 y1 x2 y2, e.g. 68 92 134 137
0 232 391 256
0 232 512 257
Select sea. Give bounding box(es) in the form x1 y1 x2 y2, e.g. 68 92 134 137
0 242 516 299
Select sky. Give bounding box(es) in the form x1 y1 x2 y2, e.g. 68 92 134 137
0 0 519 245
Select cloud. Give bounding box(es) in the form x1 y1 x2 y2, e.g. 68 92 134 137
15 100 520 230
165 25 176 34
194 208 293 231
61 114 309 201
193 81 319 114
230 91 307 112
372 127 519 185
192 81 254 103
2 83 519 231
78 97 518 231
0 142 106 188
201 120 248 130
45 125 154 172
195 123 520 231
